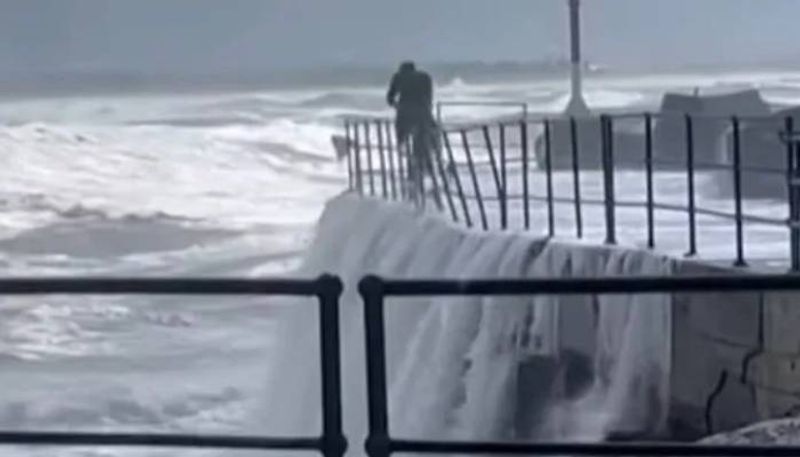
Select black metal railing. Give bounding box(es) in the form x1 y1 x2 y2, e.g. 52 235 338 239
9 273 800 455
0 277 346 456
343 111 800 270
357 273 800 457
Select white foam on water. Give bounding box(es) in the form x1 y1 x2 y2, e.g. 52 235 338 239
2 68 800 455
0 89 351 457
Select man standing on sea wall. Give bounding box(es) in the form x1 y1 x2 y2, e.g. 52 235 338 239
386 61 439 204
386 61 434 147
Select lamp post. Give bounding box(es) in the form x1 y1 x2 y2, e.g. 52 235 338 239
565 0 590 116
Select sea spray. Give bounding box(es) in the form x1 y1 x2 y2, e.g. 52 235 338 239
536 249 673 441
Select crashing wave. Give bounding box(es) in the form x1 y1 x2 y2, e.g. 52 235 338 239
0 213 231 259
0 123 96 145
258 194 673 452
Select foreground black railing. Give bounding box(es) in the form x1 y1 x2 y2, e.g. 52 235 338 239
7 273 800 455
343 112 800 270
358 273 800 457
0 277 347 456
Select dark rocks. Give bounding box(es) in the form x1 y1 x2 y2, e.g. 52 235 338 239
701 417 800 445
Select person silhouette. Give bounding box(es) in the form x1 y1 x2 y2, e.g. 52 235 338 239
386 61 440 205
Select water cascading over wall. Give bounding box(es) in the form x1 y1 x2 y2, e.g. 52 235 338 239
258 193 674 453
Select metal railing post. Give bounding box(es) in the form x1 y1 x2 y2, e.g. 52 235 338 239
353 122 364 195
645 113 656 249
481 125 504 213
786 117 800 272
344 121 353 190
601 115 617 245
365 122 376 196
395 125 407 200
407 138 418 208
317 275 347 457
385 121 398 200
731 117 747 267
685 114 698 256
461 130 489 230
433 130 459 223
483 125 506 229
443 132 473 228
360 276 391 457
521 120 531 231
544 119 555 237
426 134 445 212
376 121 388 199
409 134 425 208
570 117 584 238
500 124 509 230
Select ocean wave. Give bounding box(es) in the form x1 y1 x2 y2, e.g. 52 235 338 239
261 194 671 442
57 204 199 224
0 123 97 145
297 91 382 110
211 118 339 159
0 212 232 259
441 76 471 92
0 118 343 235
190 90 383 116
544 89 645 113
125 113 265 128
0 383 245 433
0 193 198 225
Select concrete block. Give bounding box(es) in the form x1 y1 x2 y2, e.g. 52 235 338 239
670 304 759 438
673 262 760 347
748 352 800 419
763 292 800 354
669 260 762 438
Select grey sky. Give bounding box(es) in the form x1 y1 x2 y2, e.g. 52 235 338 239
1 0 799 77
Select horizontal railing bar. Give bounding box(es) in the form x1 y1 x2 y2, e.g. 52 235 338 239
688 205 786 225
455 161 783 176
437 101 528 107
366 273 800 296
650 159 786 176
453 158 524 167
450 150 524 157
344 112 795 127
447 151 786 176
447 191 787 226
0 431 321 450
448 143 524 150
390 438 800 456
441 119 519 132
0 277 338 296
607 112 650 120
376 155 785 176
650 158 706 169
684 160 732 171
352 143 396 151
342 115 391 123
738 164 787 175
348 134 790 176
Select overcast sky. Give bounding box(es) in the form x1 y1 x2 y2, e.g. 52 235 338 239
1 0 799 76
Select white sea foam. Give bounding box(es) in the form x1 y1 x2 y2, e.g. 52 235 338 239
0 69 799 455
